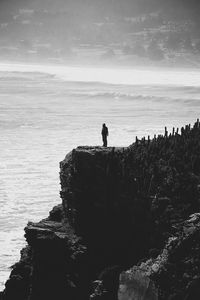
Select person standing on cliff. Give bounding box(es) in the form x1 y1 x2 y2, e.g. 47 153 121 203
102 123 109 147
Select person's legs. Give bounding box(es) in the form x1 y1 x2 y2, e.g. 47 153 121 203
103 136 107 147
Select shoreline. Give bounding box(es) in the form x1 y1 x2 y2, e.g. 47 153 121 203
1 56 200 72
0 61 200 87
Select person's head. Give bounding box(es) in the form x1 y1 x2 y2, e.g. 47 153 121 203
103 123 106 127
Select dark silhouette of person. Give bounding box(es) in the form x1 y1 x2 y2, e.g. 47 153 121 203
102 123 109 147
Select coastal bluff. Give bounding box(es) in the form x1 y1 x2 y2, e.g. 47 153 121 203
2 122 200 300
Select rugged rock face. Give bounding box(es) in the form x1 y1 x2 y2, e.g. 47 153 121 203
60 147 154 267
2 122 200 300
1 207 89 300
119 212 200 300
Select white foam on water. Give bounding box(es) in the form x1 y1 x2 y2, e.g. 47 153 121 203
0 62 200 86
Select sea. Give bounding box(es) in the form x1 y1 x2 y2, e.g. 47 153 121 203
0 62 200 290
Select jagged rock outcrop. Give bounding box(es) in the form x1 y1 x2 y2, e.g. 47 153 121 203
60 147 154 267
119 212 200 300
1 206 89 300
2 121 200 300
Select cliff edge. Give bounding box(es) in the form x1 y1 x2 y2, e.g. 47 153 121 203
2 122 200 300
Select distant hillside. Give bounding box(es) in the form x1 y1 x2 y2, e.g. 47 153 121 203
3 0 200 18
0 0 200 66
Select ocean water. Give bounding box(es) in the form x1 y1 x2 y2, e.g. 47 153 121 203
0 63 200 289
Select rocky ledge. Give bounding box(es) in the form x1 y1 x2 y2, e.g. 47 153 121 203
2 122 200 300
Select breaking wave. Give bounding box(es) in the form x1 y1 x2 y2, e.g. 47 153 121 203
0 62 200 87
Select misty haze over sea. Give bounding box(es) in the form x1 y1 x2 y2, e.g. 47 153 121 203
1 0 200 292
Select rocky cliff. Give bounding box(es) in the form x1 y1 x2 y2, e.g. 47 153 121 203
1 122 200 300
